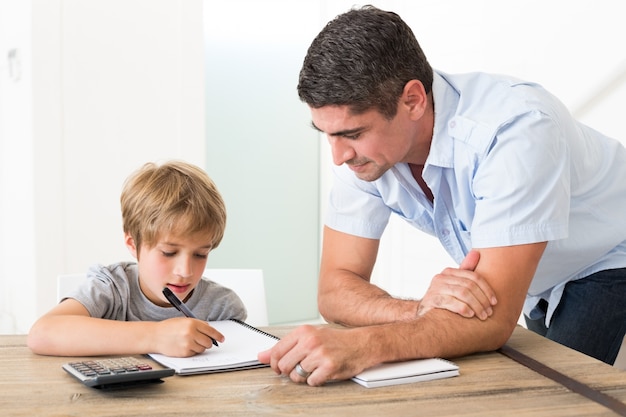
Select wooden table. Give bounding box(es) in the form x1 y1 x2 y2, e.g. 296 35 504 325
3 326 626 416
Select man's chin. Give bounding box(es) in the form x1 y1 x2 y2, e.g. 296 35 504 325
347 162 386 182
354 170 384 182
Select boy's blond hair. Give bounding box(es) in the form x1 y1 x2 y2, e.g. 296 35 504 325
120 160 226 251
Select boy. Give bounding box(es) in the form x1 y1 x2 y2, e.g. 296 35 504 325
28 160 246 357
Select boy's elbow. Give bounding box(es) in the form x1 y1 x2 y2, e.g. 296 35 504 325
26 331 45 354
27 321 52 355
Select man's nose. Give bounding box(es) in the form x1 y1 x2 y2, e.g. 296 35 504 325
329 137 355 166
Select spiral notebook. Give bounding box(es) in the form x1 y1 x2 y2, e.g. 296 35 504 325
148 319 279 375
351 358 459 388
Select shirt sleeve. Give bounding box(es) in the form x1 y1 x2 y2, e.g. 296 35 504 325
324 164 392 239
69 264 130 320
193 280 248 322
470 110 570 248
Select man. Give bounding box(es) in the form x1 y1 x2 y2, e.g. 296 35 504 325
258 6 626 386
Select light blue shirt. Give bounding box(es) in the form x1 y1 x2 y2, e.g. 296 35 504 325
326 70 626 326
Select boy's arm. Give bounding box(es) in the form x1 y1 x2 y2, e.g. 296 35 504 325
27 299 224 357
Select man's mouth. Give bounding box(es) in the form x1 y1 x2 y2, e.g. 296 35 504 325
347 160 369 172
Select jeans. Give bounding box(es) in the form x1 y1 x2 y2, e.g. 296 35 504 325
525 267 626 365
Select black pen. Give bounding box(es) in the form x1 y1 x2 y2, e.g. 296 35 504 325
162 287 219 347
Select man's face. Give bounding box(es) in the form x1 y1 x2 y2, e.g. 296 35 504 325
311 105 414 182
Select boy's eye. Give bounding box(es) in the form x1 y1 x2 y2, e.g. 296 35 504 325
195 253 209 259
162 251 176 257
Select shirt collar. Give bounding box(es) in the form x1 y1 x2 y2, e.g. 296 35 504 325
427 70 460 169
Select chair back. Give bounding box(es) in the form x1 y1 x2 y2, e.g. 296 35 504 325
56 274 88 302
205 268 268 327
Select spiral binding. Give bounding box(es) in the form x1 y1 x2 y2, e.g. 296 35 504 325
229 319 280 340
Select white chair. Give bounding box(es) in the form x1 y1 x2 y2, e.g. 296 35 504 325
204 268 268 327
56 268 268 327
57 273 88 302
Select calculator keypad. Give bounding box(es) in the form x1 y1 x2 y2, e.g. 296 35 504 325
63 356 174 388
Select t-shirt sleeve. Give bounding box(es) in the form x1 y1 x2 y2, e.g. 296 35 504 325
193 280 248 322
67 264 130 319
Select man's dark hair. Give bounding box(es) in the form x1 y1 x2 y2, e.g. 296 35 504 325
297 5 433 119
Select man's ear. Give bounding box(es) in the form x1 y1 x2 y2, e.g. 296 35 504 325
124 232 138 259
401 80 428 120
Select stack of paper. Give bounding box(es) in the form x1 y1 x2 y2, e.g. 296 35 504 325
352 358 459 388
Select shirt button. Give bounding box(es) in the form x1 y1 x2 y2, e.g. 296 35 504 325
442 229 450 236
449 121 456 129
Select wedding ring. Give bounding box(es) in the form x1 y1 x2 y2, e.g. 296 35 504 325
295 363 311 379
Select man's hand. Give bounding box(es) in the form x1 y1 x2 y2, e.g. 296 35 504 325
417 250 497 320
258 325 375 386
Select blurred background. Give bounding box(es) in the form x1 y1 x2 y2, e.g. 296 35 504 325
1 0 624 333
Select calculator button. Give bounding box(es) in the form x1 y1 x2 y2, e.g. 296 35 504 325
62 356 174 388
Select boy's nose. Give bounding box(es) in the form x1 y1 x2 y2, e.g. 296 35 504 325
174 258 193 278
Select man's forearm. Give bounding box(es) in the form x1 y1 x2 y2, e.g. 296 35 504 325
362 306 516 365
318 271 420 326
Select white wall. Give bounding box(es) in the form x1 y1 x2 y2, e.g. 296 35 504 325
0 0 36 333
0 0 206 333
0 0 624 334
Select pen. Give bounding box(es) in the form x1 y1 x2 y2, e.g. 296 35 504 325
162 287 219 347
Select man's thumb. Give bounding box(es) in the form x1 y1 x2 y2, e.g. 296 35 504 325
460 249 480 271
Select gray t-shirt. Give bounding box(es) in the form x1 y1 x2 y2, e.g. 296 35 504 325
66 262 247 322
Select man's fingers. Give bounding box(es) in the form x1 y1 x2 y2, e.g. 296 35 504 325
428 273 495 319
419 295 476 318
459 249 480 271
444 288 492 319
451 250 498 307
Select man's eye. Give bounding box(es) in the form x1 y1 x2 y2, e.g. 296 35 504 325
344 133 361 140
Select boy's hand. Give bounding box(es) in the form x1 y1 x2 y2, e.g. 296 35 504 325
154 318 224 357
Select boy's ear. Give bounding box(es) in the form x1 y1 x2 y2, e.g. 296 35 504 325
124 232 138 258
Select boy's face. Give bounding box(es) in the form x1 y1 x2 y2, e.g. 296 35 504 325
125 231 213 307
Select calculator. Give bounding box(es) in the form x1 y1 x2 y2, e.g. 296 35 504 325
62 356 175 389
